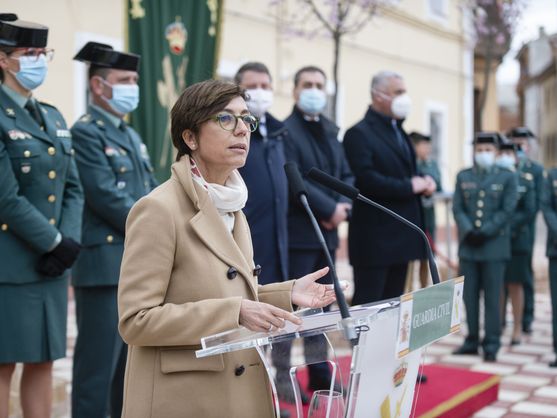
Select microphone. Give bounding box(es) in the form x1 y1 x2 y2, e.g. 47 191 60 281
284 163 357 342
307 167 441 285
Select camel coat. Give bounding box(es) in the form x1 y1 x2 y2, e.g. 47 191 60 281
118 157 295 418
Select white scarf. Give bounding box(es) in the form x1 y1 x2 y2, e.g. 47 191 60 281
190 157 248 233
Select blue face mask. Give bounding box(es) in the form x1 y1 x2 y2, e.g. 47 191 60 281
12 55 48 91
495 154 516 170
516 149 527 161
298 88 327 115
102 82 140 115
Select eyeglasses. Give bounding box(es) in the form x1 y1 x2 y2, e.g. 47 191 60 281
10 48 55 63
209 111 258 133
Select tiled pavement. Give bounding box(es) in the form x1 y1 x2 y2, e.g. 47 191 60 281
11 220 557 418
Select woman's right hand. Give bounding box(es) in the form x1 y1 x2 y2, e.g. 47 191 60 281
239 299 302 333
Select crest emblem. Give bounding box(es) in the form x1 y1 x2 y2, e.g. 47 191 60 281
165 17 187 55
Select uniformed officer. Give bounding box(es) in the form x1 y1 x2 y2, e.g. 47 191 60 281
410 131 442 288
71 42 158 418
541 165 557 367
497 142 536 346
452 132 517 362
507 127 544 334
0 14 83 417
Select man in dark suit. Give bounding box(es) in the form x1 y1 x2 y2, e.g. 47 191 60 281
343 71 435 305
280 65 354 394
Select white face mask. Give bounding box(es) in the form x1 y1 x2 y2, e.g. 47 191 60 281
474 151 495 169
495 154 516 170
245 88 273 118
298 88 327 115
391 93 412 119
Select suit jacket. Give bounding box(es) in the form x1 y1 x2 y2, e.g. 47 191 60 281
239 113 289 284
0 87 83 284
453 166 517 261
343 107 425 266
118 157 295 418
71 105 158 287
283 107 354 251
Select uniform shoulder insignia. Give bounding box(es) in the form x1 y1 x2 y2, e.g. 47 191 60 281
522 172 534 181
78 114 92 123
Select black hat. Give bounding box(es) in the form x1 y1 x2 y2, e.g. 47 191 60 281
73 41 140 72
0 14 48 48
499 141 517 152
473 131 505 145
409 131 431 144
507 127 535 139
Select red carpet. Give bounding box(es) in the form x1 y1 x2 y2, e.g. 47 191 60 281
278 357 499 417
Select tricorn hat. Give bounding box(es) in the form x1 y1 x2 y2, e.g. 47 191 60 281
408 131 431 144
473 131 505 146
507 127 535 139
73 41 140 72
0 14 48 48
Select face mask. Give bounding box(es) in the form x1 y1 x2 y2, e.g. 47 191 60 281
516 149 527 161
495 154 516 170
474 151 495 169
246 88 273 118
101 81 140 115
391 93 412 119
12 55 48 90
298 88 327 115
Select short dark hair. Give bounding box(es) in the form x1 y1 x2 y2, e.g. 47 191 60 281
88 65 111 80
0 46 16 82
171 79 247 161
234 62 271 85
293 65 326 88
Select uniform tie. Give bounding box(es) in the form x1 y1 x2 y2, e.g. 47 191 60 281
25 100 43 128
391 119 409 160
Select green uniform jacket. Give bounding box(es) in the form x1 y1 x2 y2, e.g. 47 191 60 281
0 88 83 284
510 169 536 253
71 106 158 287
417 159 442 238
541 168 557 258
453 166 518 261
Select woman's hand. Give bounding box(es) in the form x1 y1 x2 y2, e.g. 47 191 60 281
239 300 302 332
291 267 341 308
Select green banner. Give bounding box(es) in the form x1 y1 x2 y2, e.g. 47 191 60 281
127 0 222 181
396 277 464 358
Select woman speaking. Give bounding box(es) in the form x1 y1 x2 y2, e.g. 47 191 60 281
117 79 337 418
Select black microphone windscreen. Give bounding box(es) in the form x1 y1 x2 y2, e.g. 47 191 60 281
307 168 359 200
284 163 308 198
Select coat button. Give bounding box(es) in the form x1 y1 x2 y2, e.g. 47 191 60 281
49 218 56 225
120 166 127 173
23 150 31 158
234 365 245 376
253 264 262 277
227 267 237 280
48 170 56 179
477 200 484 208
479 190 485 197
48 147 56 156
1 224 7 231
475 220 482 227
476 210 483 217
107 235 114 243
48 194 56 203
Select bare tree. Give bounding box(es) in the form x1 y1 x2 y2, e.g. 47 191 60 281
464 0 525 130
271 0 395 122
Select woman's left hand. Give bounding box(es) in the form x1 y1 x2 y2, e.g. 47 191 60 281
291 267 341 308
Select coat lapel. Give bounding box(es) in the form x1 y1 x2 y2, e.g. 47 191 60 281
89 107 134 153
0 89 52 143
172 159 258 299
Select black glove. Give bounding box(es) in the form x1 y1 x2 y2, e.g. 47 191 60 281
465 230 487 247
37 236 81 277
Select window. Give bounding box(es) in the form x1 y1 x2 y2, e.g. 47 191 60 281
426 0 448 24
